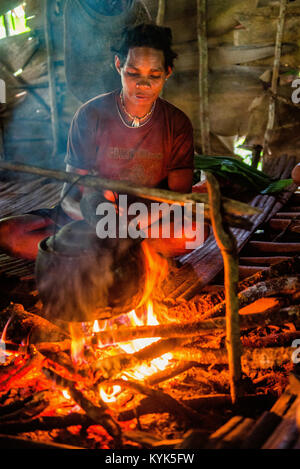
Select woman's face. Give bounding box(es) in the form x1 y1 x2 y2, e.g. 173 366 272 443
115 47 172 111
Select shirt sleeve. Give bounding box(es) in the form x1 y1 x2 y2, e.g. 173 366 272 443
64 104 98 171
166 112 194 172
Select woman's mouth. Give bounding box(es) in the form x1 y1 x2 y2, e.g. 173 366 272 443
136 94 151 100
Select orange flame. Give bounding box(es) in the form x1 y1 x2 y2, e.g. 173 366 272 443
99 301 173 403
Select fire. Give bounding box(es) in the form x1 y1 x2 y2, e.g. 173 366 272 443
69 242 172 404
99 301 173 403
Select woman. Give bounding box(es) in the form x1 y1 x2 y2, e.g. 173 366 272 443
0 23 205 259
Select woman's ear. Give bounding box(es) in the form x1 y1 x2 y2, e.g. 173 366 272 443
115 55 122 75
166 66 173 80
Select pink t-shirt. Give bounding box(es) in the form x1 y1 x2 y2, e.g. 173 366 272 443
65 90 194 188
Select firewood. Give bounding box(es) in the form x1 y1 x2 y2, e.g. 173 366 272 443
0 303 68 344
193 256 300 313
0 391 49 423
108 378 202 424
201 276 300 319
0 413 93 435
93 306 300 344
146 362 195 386
118 394 275 422
172 346 294 370
242 331 300 349
0 391 46 420
95 338 186 379
0 346 44 392
0 434 84 449
41 367 122 446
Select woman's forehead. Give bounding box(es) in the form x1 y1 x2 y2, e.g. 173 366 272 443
125 47 165 70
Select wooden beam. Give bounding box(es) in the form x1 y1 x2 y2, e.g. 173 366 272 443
197 0 211 155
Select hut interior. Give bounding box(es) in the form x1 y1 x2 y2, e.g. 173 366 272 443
0 0 299 451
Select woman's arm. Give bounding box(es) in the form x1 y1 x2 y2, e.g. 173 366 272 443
168 168 193 193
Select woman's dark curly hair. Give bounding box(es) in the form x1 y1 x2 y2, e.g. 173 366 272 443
114 23 178 71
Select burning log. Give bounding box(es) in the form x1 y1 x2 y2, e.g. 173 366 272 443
242 331 300 348
95 338 186 379
0 346 44 392
93 305 300 344
0 391 48 422
172 346 294 371
0 303 68 344
201 276 300 320
42 367 122 447
107 378 202 424
191 256 300 314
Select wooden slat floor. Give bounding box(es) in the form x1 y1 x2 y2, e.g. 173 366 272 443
0 174 62 283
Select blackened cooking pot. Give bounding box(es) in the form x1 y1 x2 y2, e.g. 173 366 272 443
35 220 147 323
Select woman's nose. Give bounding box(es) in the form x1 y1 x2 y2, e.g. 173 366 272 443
136 78 151 88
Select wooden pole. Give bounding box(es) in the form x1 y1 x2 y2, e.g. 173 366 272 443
263 0 287 167
205 172 241 404
197 0 211 155
44 0 60 157
156 0 165 26
0 161 260 228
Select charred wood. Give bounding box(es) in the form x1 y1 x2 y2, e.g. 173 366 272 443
42 367 122 446
108 378 202 424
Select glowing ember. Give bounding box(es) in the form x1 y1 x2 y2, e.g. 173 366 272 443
62 389 71 400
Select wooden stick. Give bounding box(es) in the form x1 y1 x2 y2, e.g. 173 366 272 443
172 346 294 370
42 367 122 446
95 338 186 379
0 161 260 229
117 394 274 422
156 0 165 25
205 172 241 404
93 306 300 344
0 413 93 435
44 0 60 156
263 0 288 161
197 0 211 155
107 378 202 424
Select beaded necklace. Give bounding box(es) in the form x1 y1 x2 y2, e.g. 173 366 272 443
119 91 156 128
